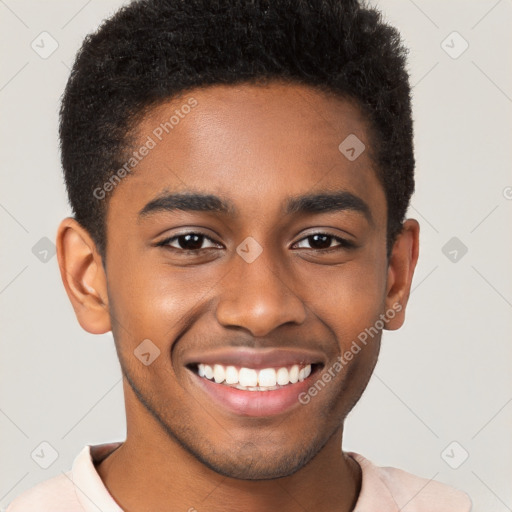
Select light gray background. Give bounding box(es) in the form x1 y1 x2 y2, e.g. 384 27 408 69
1 0 511 510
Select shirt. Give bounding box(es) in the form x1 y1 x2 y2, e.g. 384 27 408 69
5 442 472 511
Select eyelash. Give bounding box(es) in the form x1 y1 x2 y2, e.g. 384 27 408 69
155 231 356 254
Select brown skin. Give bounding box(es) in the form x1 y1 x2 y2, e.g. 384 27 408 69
56 82 419 512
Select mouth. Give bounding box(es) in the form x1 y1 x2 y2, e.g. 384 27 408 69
188 362 322 391
184 348 325 417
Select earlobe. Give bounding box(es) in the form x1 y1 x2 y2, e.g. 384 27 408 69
384 219 420 331
56 217 111 335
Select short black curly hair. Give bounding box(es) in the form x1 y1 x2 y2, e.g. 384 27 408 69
59 0 414 262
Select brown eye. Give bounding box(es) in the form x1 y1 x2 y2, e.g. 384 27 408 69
157 232 221 252
174 233 206 250
294 233 355 251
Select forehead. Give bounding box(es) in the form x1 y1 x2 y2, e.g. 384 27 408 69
107 82 385 225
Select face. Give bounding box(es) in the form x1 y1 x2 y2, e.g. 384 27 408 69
57 82 419 480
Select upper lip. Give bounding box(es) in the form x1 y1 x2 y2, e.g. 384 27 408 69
183 347 326 370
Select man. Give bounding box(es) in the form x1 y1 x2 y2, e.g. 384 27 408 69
7 0 471 510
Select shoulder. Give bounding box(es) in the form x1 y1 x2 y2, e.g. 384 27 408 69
4 470 80 512
377 464 473 511
5 442 123 512
349 452 472 512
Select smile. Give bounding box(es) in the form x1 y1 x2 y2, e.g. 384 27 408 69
187 361 323 417
195 363 313 391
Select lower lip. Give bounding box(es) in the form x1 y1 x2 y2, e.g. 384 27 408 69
189 366 321 417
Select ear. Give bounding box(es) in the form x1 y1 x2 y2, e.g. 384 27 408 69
384 219 420 330
56 217 111 334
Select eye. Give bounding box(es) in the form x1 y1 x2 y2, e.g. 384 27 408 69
156 231 356 255
157 232 222 252
293 233 355 251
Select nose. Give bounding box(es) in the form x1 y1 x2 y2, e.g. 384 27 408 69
215 246 307 337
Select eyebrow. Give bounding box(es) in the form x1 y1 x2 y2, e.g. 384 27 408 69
138 190 373 225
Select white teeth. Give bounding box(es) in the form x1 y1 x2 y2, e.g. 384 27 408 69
213 364 225 383
195 363 313 390
239 367 258 387
276 367 289 385
258 368 277 387
204 364 214 380
225 365 238 384
289 365 299 383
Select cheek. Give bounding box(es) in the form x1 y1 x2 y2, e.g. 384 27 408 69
105 250 217 351
298 257 388 341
